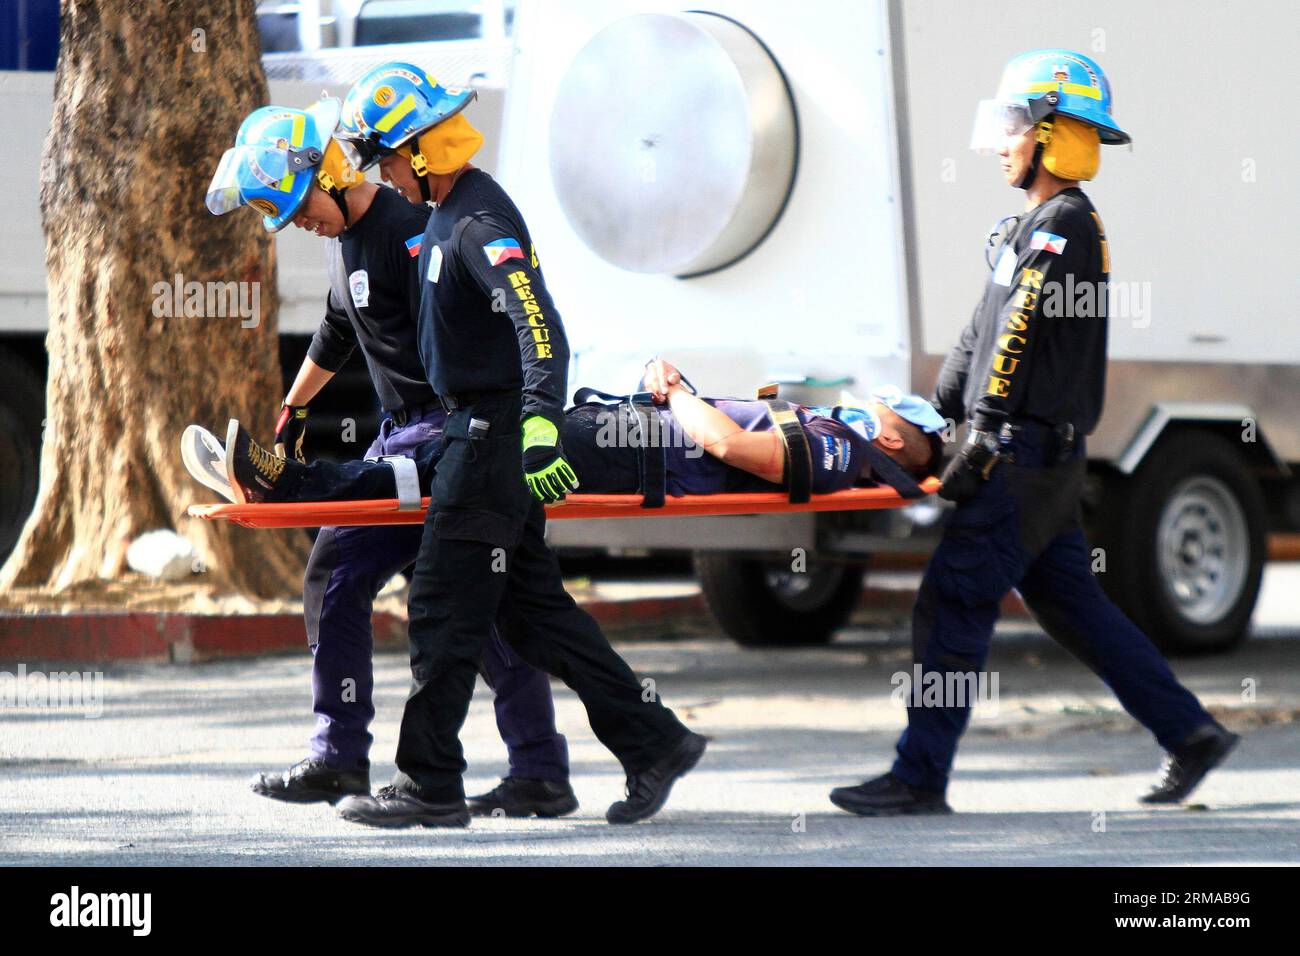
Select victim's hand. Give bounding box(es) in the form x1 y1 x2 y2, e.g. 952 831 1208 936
643 357 685 403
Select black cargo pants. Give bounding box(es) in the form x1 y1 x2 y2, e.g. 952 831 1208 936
392 390 688 802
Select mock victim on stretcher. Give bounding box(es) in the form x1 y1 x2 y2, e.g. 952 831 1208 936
182 357 946 515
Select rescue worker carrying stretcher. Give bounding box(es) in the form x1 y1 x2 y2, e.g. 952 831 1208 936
203 95 581 818
828 50 1239 817
326 63 704 827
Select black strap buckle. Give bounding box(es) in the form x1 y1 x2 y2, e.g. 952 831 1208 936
761 399 813 504
627 394 666 509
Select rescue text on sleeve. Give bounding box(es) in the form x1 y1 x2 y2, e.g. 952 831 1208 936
459 222 570 426
971 216 1092 433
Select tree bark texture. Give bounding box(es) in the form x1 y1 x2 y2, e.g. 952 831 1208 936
1 0 307 598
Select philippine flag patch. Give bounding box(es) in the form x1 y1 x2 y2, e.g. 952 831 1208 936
404 234 422 258
482 237 525 267
1029 230 1068 254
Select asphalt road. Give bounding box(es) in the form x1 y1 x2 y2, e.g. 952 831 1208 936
2 567 1300 866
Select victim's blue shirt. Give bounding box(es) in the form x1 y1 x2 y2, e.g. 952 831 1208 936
660 399 866 497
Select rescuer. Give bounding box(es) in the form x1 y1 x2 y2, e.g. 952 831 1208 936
828 50 1239 816
328 63 706 828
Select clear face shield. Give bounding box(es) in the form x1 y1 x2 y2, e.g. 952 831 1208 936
335 133 388 172
968 98 1043 154
205 144 295 216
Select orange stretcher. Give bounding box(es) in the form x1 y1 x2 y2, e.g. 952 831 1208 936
188 478 940 529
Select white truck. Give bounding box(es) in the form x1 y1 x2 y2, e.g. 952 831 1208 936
3 0 1296 655
496 0 1299 654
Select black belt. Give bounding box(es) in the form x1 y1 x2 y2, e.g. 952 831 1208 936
1001 418 1078 465
389 402 438 428
436 389 511 413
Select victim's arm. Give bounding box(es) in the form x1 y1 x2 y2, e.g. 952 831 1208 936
664 384 785 485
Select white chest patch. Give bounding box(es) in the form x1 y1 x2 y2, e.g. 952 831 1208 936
349 269 370 308
427 245 443 284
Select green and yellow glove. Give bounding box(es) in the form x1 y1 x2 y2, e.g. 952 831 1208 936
522 414 579 503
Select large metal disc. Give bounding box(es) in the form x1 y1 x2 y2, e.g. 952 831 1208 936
548 12 797 277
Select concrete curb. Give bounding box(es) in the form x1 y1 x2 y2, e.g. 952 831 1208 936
0 595 711 664
0 583 1028 663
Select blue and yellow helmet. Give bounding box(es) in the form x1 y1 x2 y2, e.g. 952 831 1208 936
206 97 360 232
971 49 1130 154
335 61 477 175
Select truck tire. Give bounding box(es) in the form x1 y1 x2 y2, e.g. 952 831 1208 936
693 552 867 647
1093 431 1265 655
0 351 44 563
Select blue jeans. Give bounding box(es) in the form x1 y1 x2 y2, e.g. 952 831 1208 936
302 408 570 782
891 428 1214 794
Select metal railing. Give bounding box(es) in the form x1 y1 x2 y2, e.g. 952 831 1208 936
262 37 514 87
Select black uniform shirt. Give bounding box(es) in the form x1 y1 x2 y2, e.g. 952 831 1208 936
933 187 1111 435
416 170 570 426
307 187 436 412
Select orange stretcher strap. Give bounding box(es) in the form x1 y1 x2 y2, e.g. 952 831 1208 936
187 479 940 529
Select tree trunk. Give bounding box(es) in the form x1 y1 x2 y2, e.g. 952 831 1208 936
0 0 306 599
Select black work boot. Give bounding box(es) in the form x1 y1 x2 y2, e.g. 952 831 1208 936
224 418 290 504
467 777 579 818
829 773 953 816
336 785 470 829
250 758 370 805
606 732 708 825
1141 723 1240 804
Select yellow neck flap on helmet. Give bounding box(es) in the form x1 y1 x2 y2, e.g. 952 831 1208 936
316 138 364 195
397 112 485 178
1037 114 1101 182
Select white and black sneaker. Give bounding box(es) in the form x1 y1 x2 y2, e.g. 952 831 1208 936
224 419 288 504
180 424 236 502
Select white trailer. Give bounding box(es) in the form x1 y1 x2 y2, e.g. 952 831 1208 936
496 0 1300 652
